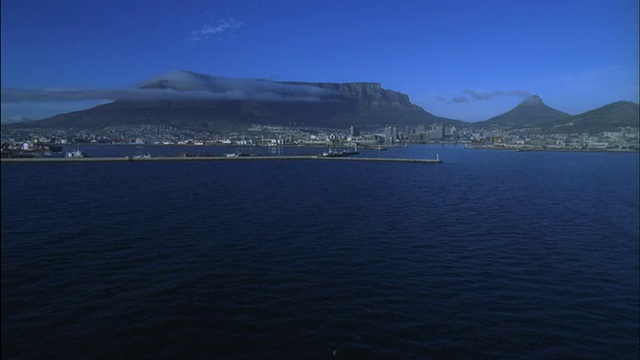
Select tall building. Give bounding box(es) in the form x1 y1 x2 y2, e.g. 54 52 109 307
430 124 444 140
384 126 397 143
445 125 458 140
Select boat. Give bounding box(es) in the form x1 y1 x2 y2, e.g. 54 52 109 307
66 146 88 158
225 152 251 157
133 152 151 159
34 151 55 158
224 152 260 157
320 146 360 157
321 149 343 157
179 153 216 158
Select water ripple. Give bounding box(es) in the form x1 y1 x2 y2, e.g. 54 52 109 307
2 149 638 359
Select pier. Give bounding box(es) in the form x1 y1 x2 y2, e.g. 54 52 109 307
1 155 442 164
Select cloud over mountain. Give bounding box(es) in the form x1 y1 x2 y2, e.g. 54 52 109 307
4 70 458 131
437 89 533 105
1 71 341 104
463 89 532 101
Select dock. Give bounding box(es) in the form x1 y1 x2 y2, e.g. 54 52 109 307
1 155 442 164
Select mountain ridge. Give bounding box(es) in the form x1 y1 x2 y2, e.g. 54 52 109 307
2 71 637 134
539 100 639 133
15 70 462 132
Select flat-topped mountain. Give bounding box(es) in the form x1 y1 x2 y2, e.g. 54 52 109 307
17 70 461 132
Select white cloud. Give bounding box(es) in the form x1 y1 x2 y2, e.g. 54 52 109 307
185 18 244 41
463 89 532 101
0 71 343 121
2 74 339 104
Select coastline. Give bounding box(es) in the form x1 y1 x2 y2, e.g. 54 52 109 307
463 145 639 153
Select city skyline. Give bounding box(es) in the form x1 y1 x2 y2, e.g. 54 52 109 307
1 0 638 123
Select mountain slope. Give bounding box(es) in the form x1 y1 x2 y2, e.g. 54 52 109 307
540 101 639 133
17 70 462 131
472 95 571 129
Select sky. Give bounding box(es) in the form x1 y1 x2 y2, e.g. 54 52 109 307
1 0 638 123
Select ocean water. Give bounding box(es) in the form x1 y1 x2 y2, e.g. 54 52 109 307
2 145 638 359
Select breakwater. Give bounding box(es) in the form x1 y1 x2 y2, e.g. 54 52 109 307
1 156 442 164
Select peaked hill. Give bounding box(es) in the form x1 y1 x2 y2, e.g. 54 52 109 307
472 95 571 129
18 70 461 132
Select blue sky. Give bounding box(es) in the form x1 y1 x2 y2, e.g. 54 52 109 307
1 0 638 123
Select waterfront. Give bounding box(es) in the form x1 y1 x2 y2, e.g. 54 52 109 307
2 122 638 152
2 145 638 359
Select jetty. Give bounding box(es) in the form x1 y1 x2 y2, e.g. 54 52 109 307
1 155 442 164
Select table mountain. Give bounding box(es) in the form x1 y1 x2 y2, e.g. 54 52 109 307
21 70 461 132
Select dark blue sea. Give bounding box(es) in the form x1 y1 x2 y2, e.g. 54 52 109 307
2 145 639 359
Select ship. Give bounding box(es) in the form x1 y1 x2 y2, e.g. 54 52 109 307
320 145 360 158
66 146 88 158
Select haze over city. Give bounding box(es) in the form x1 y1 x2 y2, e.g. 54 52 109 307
1 0 638 123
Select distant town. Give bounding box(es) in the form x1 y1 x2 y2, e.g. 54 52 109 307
2 123 638 156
